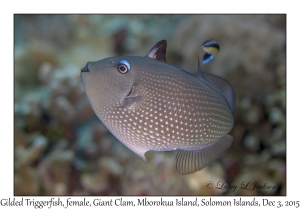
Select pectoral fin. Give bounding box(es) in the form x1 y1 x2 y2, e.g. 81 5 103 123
120 85 142 110
176 135 233 175
120 96 143 110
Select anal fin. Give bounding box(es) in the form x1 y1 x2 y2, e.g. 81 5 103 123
176 135 233 175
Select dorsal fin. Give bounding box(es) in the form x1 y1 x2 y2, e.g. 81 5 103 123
197 57 208 81
203 72 236 112
145 40 167 62
197 58 235 111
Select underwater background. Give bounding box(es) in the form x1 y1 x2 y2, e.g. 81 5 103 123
14 14 286 195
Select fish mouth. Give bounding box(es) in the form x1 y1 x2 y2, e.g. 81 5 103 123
81 62 90 72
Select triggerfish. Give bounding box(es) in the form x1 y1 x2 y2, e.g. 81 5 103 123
202 40 220 64
81 40 235 175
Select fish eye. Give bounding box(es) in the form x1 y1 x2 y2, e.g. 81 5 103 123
117 60 130 74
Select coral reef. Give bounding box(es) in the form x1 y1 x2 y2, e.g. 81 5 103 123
14 14 286 195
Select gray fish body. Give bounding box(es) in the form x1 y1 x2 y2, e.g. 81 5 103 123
81 40 235 174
